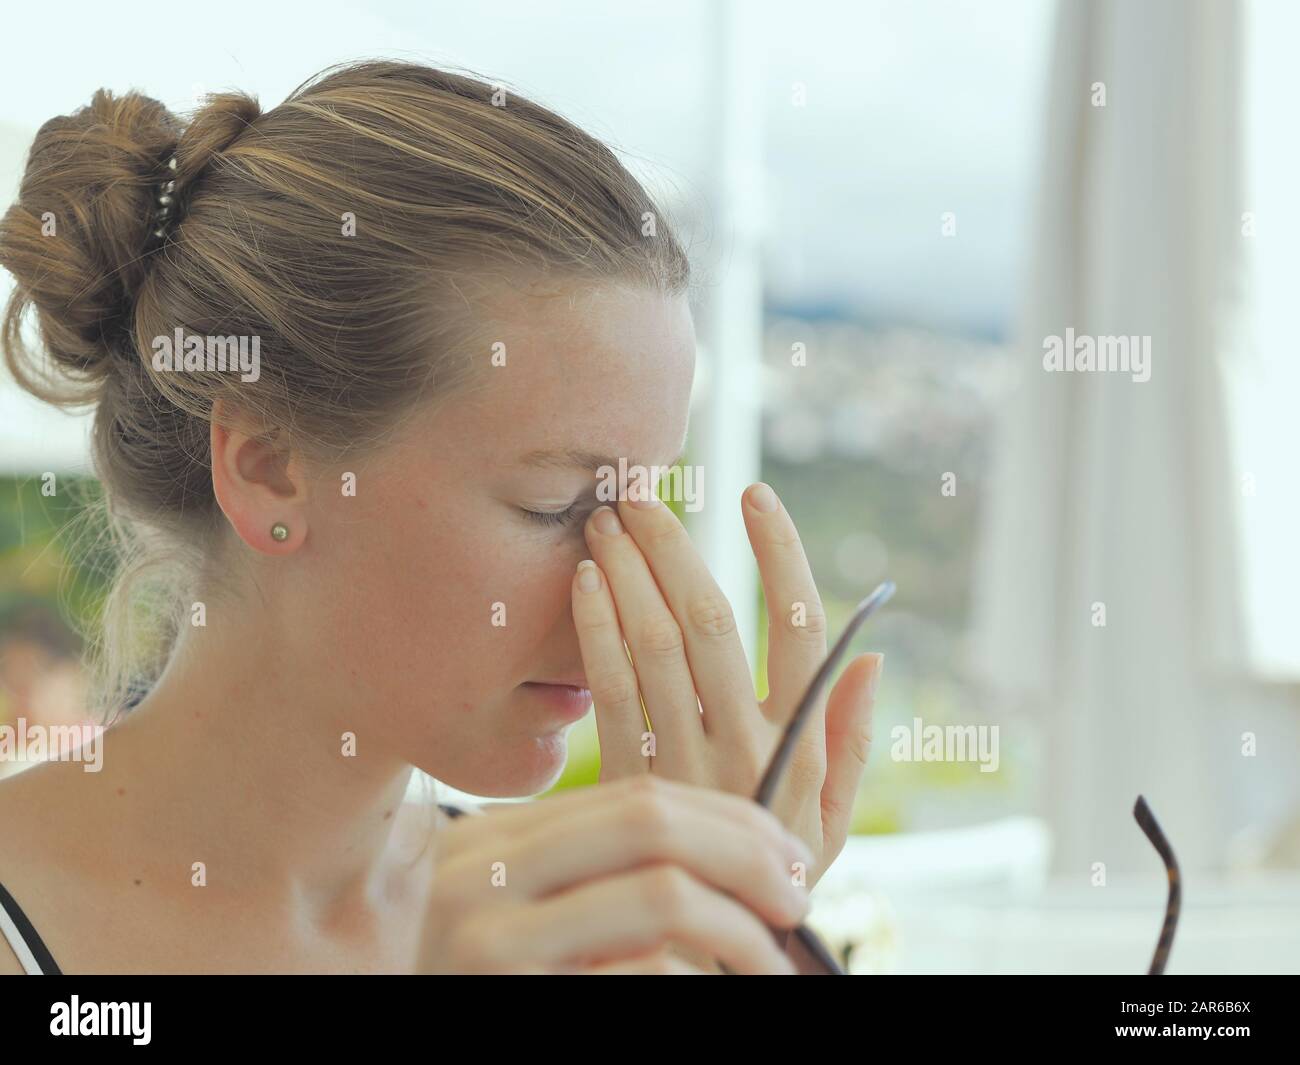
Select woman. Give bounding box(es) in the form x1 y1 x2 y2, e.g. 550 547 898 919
0 59 882 974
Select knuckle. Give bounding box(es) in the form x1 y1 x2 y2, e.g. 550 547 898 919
820 789 852 831
574 606 619 638
783 600 828 642
626 771 664 795
641 865 695 927
843 727 872 768
687 595 737 639
767 526 804 552
623 785 677 847
638 615 685 657
621 772 672 803
588 669 640 713
643 519 684 550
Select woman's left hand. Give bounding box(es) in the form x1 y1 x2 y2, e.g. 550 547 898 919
571 481 883 892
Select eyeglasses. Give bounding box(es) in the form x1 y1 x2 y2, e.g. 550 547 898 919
723 580 895 975
1134 795 1181 975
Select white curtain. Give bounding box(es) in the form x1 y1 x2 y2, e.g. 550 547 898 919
970 0 1268 874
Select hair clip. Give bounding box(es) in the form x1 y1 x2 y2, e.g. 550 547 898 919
149 156 179 243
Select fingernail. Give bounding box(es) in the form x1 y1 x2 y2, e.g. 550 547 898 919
593 506 622 535
748 482 778 513
577 559 601 593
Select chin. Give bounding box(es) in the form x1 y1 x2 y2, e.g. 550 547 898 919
420 731 572 799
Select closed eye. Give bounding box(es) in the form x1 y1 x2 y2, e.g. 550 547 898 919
519 503 582 528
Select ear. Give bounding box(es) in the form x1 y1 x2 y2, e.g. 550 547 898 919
209 398 310 555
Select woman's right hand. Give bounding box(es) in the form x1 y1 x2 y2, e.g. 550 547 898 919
417 774 816 974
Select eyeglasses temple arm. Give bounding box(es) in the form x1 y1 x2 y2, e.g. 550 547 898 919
1134 795 1181 976
753 581 895 810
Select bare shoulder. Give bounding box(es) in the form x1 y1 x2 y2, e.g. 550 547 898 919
0 761 105 975
0 760 75 856
0 768 54 975
0 766 48 862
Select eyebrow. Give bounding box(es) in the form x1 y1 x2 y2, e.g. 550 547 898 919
518 441 688 473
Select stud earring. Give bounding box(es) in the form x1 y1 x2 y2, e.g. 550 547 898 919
270 522 289 542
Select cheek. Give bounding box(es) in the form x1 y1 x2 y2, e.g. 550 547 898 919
310 492 581 704
454 531 589 667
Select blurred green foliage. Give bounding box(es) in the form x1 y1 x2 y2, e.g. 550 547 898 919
0 475 111 648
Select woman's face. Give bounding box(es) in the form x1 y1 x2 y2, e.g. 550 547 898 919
299 280 696 797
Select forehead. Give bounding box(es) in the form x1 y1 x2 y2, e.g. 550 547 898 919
454 279 696 469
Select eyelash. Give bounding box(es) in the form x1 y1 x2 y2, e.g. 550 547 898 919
520 504 582 528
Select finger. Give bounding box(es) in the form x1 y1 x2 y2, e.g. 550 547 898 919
514 865 798 975
435 778 814 931
571 559 651 777
615 492 759 747
449 775 808 865
584 504 703 768
570 948 713 974
820 653 882 857
741 483 829 730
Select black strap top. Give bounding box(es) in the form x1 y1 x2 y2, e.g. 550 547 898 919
0 878 61 974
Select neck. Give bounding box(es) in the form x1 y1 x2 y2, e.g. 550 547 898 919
79 604 431 920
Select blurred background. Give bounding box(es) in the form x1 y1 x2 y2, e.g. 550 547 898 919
1 0 1297 973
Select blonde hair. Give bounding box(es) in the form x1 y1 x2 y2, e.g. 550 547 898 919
0 59 691 723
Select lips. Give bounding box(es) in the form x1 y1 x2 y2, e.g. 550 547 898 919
519 681 594 722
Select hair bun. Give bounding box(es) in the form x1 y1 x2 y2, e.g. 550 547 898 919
0 87 260 405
